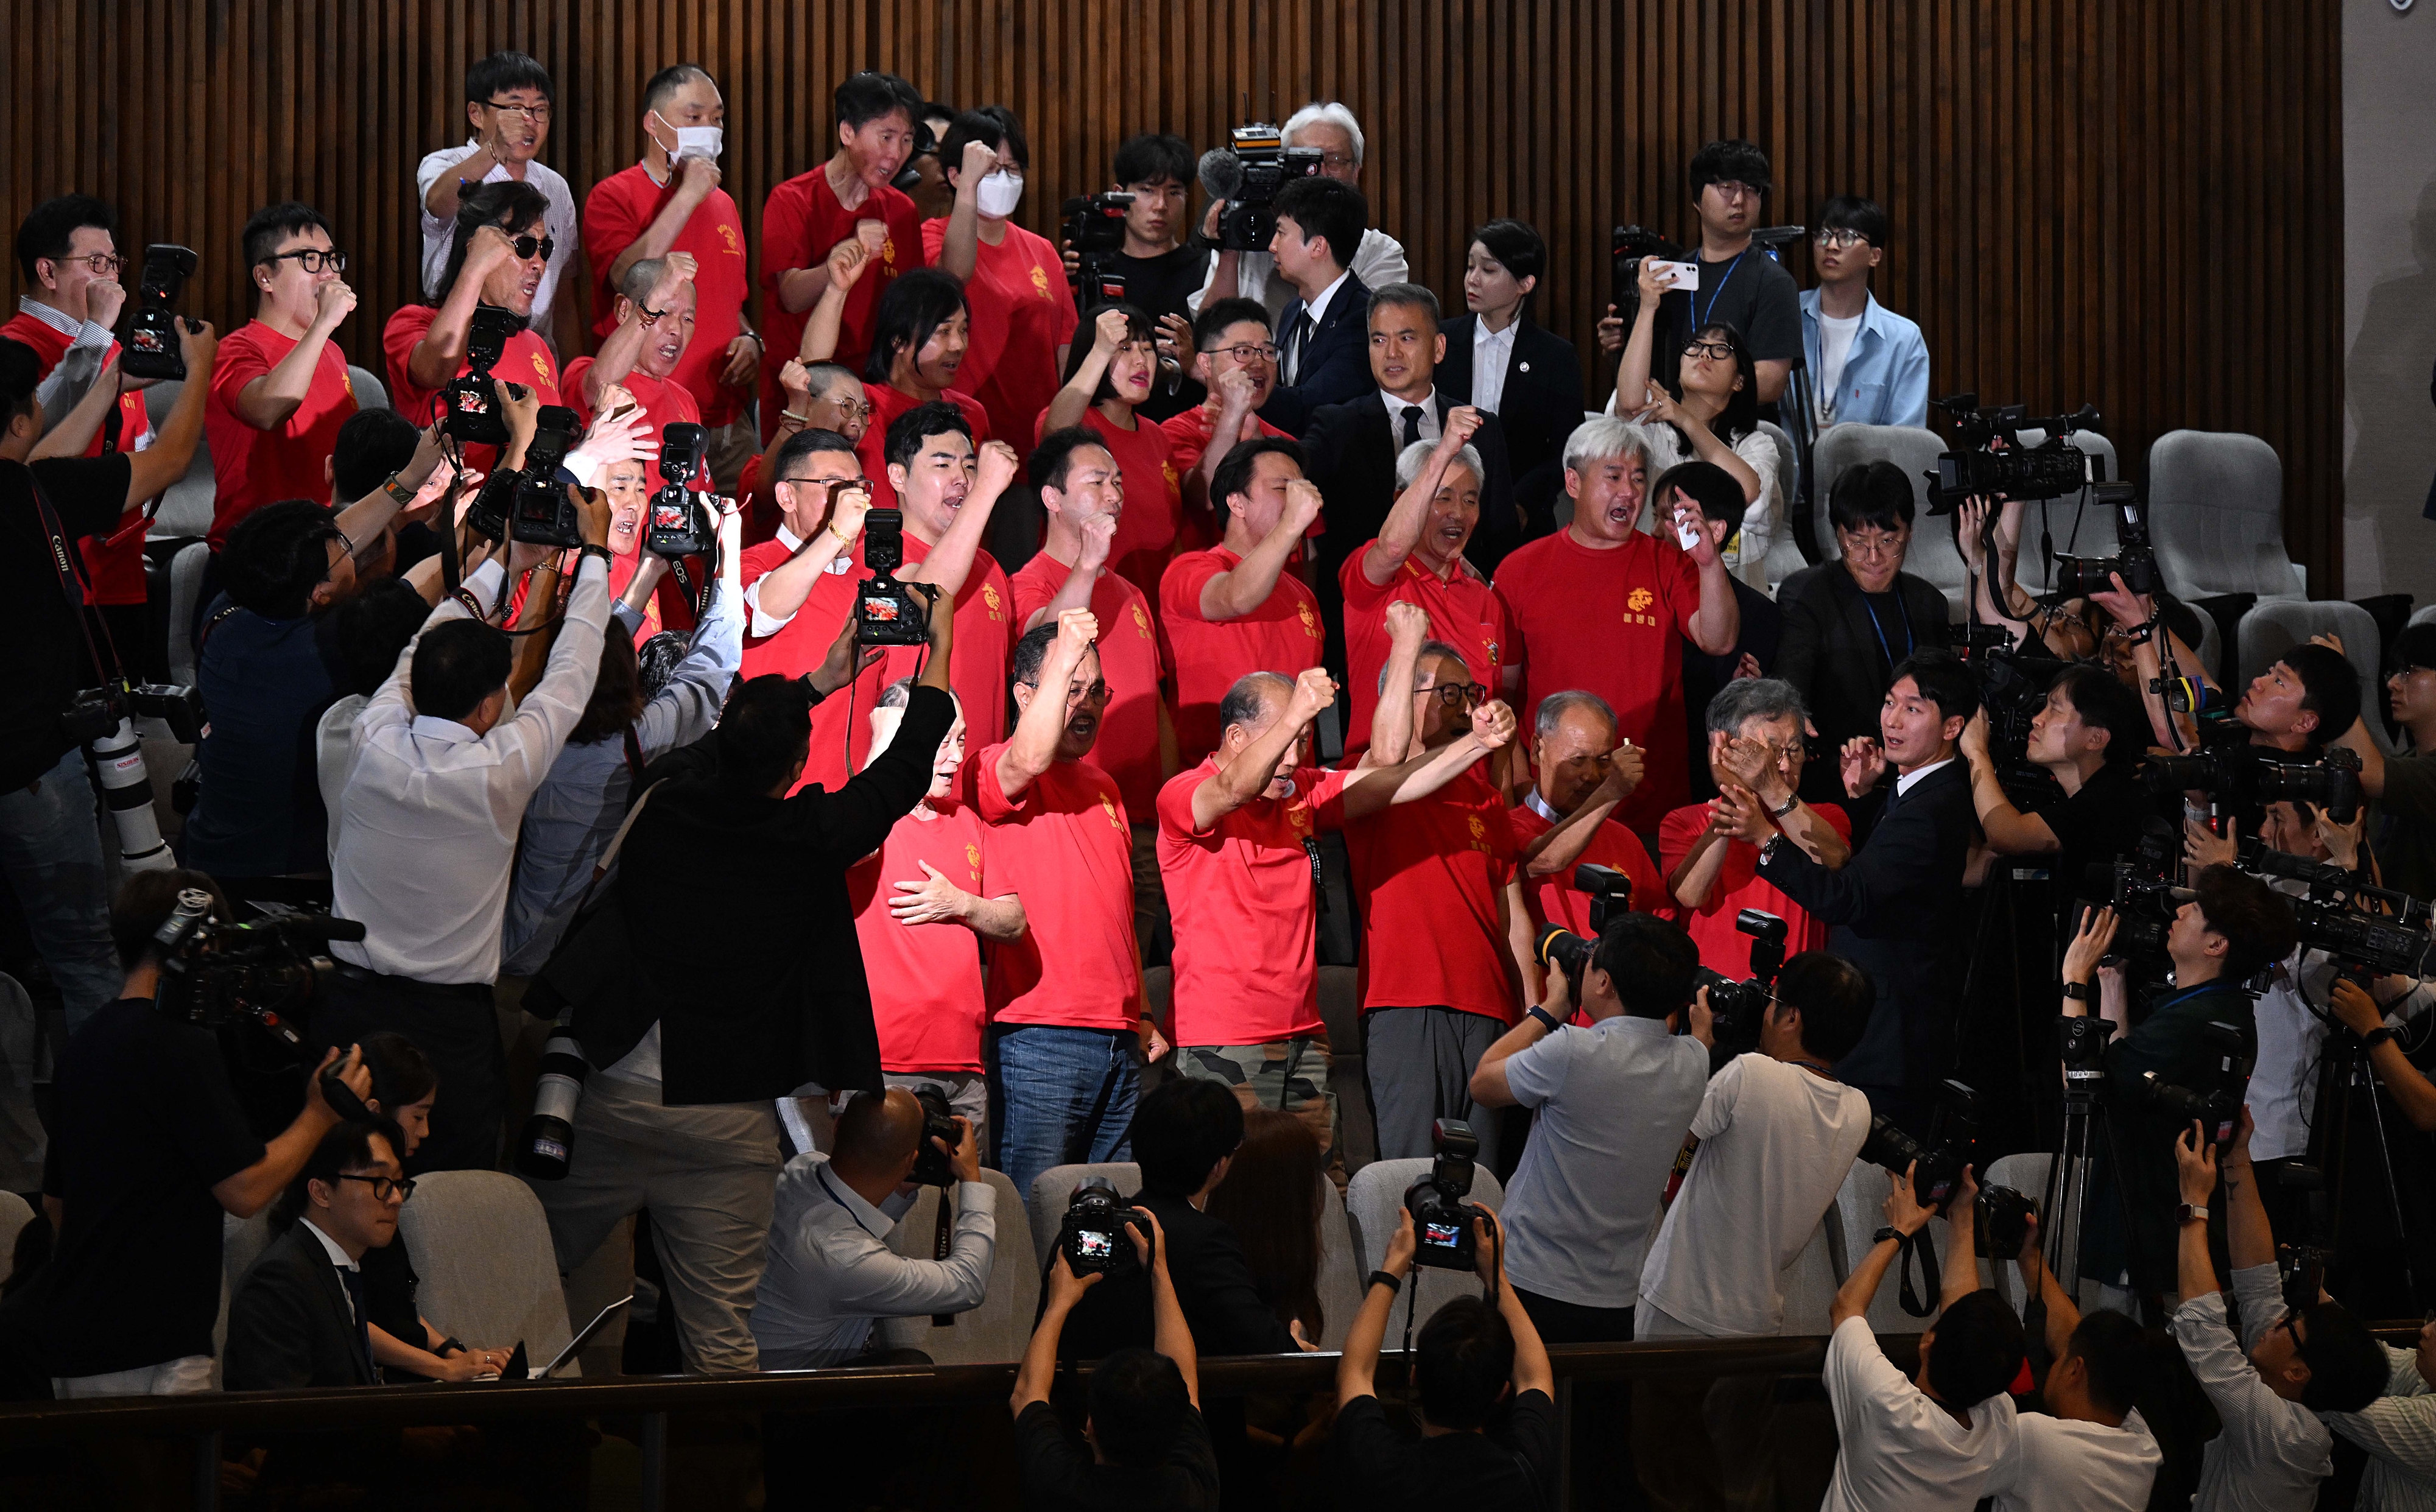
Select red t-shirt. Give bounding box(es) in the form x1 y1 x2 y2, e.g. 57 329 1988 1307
737 529 862 791
580 164 753 427
849 801 996 1073
0 312 153 603
1342 769 1521 1024
201 320 358 552
558 357 703 463
759 171 923 431
856 382 991 513
381 303 561 474
921 217 1078 454
1505 799 1674 937
1494 527 1703 831
1008 552 1166 818
1036 405 1183 605
1339 544 1515 761
1158 547 1326 762
1157 761 1350 1046
1658 801 1853 979
976 742 1142 1031
1159 403 1292 477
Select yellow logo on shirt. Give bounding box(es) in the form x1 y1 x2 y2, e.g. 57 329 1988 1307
1289 801 1311 834
1468 815 1487 842
982 583 1004 621
964 842 982 882
718 223 742 256
1132 602 1152 637
1297 601 1319 638
1161 460 1180 496
882 236 899 271
531 351 552 384
1627 587 1653 613
1099 792 1126 835
1485 639 1499 666
1030 265 1052 299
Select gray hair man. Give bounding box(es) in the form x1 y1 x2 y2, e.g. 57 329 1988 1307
1191 99 1411 321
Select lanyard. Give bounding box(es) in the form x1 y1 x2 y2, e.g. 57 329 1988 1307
1693 251 1747 331
1859 588 1915 672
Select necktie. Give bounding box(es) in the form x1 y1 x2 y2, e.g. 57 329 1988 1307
1882 780 1906 817
1400 405 1424 451
1291 312 1317 384
339 1265 375 1380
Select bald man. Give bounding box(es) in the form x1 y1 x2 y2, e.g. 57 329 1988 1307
752 1088 997 1368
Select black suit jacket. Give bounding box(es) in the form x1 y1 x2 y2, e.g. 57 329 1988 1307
223 1223 378 1391
1772 564 1954 802
1437 313 1584 519
1756 761 1977 1109
1305 388 1522 578
1056 1190 1300 1361
1260 274 1373 436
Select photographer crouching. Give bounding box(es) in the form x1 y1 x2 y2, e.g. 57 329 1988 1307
523 561 956 1373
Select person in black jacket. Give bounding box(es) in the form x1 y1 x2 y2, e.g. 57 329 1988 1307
529 580 957 1373
1773 459 1953 803
1438 219 1583 529
1751 649 1979 1130
224 1122 402 1391
1059 1077 1305 1361
1258 177 1373 436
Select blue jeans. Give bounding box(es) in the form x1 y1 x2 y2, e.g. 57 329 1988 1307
0 746 120 1033
987 1025 1139 1204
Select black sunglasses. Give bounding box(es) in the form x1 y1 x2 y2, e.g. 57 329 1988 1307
508 233 555 263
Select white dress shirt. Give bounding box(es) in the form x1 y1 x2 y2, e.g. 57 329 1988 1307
331 555 611 984
1471 318 1519 414
752 1153 998 1370
2327 1345 2436 1512
1280 270 1353 386
742 523 857 638
1895 756 1957 798
18 297 149 443
1379 386 1440 449
1188 227 1409 323
414 142 579 325
2170 1265 2334 1511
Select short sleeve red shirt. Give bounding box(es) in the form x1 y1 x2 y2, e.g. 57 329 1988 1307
855 382 991 513
1658 801 1852 978
200 320 358 552
0 312 155 603
849 801 996 1073
1505 799 1674 935
1158 761 1352 1046
559 358 703 465
1159 403 1291 477
381 303 561 473
1493 527 1702 830
1158 547 1326 763
1337 768 1521 1024
737 530 864 793
581 165 754 426
922 218 1079 452
1008 552 1166 817
1339 544 1515 761
759 172 923 424
976 742 1142 1030
1082 406 1183 604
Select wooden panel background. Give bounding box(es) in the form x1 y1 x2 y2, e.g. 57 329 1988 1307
0 1 2346 588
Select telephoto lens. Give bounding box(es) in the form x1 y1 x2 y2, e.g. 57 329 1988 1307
518 1024 590 1180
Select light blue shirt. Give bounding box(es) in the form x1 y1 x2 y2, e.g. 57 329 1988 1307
1799 288 1931 429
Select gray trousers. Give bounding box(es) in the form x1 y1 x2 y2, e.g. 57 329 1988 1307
532 1075 781 1374
1361 1006 1507 1170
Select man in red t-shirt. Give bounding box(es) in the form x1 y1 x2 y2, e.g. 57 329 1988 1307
1492 415 1741 831
1660 677 1851 980
1345 614 1533 1167
561 255 702 457
1504 690 1670 1000
737 426 880 782
581 65 759 486
383 181 563 459
1010 428 1177 958
1161 664 1516 1179
848 677 1025 1145
977 610 1153 1201
204 202 361 554
761 71 928 438
1158 437 1327 762
926 108 1080 457
2 195 157 635
1339 407 1518 759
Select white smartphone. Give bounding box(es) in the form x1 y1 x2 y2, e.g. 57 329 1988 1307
1675 519 1703 551
1655 259 1700 292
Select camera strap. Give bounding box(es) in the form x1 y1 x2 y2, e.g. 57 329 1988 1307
931 1189 957 1327
26 469 126 692
1893 1229 1941 1318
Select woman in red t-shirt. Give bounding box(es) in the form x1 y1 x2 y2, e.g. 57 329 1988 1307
924 107 1079 452
1036 304 1183 603
853 267 990 509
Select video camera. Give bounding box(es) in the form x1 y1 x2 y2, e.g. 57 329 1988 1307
121 244 200 382
1611 224 1686 305
1059 1176 1153 1278
466 404 583 547
1703 909 1790 1053
1859 1078 1980 1210
2050 483 2161 598
1207 125 1323 252
2144 743 2365 826
856 508 938 647
907 1085 962 1188
645 421 716 560
1405 1119 1491 1271
1061 192 1133 309
1968 642 2071 762
1530 863 1636 998
149 887 377 1122
1926 393 2105 512
2234 832 2436 976
441 306 530 446
2132 1020 2253 1147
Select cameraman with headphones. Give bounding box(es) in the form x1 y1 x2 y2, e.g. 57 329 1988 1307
25 869 370 1397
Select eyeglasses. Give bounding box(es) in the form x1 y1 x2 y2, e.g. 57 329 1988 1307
337 1173 416 1202
1418 682 1487 708
1202 342 1280 365
261 248 348 275
1839 531 1909 561
507 233 556 263
1814 228 1870 250
1314 152 1358 171
1706 180 1762 201
54 251 127 277
1683 340 1737 360
1019 678 1111 703
633 301 692 328
822 394 875 420
483 99 552 124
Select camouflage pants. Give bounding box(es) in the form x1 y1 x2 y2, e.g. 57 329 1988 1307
1175 1035 1343 1186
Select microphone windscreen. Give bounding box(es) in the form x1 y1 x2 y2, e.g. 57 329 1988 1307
1197 147 1243 201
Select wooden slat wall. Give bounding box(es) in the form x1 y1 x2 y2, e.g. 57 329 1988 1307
0 0 2345 588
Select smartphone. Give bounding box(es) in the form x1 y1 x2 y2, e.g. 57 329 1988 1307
1655 259 1700 292
1676 519 1703 551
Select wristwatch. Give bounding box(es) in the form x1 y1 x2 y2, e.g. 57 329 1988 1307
1769 790 1799 818
2363 1025 2398 1050
1367 1270 1402 1296
577 543 616 574
2061 980 2092 1001
1525 1005 1563 1035
1757 834 1785 866
2177 1203 2209 1226
1872 1226 1904 1245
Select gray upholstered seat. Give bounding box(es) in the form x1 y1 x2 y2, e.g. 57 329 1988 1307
396 1169 578 1373
2146 429 2306 600
1343 1158 1507 1342
347 363 390 413
874 1168 1041 1364
141 378 217 540
2234 599 2388 751
1027 1162 1142 1270
1808 424 1964 619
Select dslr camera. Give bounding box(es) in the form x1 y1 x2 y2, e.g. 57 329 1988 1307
1060 1176 1152 1278
1212 125 1323 252
1530 863 1636 998
645 421 716 560
122 244 200 382
907 1085 962 1188
1975 1183 2036 1261
441 306 530 446
856 508 938 647
1702 909 1790 1053
1061 191 1133 308
467 405 583 547
1859 1078 1980 1210
2144 743 2365 826
1405 1119 1491 1271
63 680 203 747
2133 1020 2253 1147
1926 393 2105 512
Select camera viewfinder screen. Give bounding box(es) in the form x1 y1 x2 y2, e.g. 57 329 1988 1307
1075 1229 1113 1259
1424 1222 1462 1248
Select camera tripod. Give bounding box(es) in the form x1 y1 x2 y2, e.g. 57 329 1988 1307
2035 1038 2129 1301
2305 994 2432 1313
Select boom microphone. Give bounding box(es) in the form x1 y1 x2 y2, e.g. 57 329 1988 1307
1197 147 1244 202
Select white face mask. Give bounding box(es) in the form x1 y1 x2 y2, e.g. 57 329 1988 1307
653 111 723 162
976 170 1024 217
